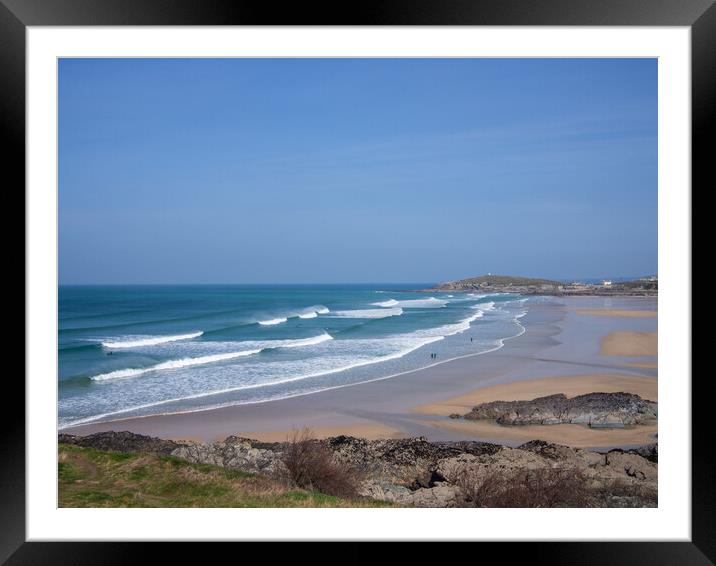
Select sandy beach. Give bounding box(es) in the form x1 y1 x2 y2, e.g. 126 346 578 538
600 331 658 357
575 309 657 318
412 373 657 448
413 373 657 415
63 296 658 448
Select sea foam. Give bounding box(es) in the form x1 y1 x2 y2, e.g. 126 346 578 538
371 299 399 307
329 307 403 319
90 333 334 381
471 301 495 311
258 317 288 326
259 305 329 324
90 348 263 381
372 297 446 308
102 331 204 349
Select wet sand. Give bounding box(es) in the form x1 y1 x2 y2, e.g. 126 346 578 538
428 420 658 448
63 296 658 447
238 423 402 442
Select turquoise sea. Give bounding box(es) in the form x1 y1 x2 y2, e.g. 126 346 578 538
58 285 529 427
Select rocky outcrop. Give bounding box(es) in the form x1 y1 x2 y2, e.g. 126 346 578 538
626 442 658 463
58 430 185 457
325 436 501 487
171 436 285 476
462 392 657 428
58 431 658 507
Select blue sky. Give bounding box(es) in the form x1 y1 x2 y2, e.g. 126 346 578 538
59 58 657 284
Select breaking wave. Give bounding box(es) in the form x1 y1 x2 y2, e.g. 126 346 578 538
90 349 262 381
90 333 334 381
372 297 447 308
328 307 403 319
101 332 203 349
258 317 288 326
371 299 399 307
258 305 329 325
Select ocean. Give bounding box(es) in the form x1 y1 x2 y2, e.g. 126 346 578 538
58 285 529 428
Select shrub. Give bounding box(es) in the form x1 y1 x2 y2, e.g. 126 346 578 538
280 428 362 499
592 478 658 507
455 465 596 508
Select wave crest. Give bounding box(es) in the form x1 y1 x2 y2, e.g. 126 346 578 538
90 333 334 381
471 301 495 311
258 317 288 326
329 308 403 319
102 332 203 349
90 348 262 381
372 297 446 309
371 299 399 307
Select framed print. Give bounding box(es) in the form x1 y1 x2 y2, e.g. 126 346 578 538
6 0 709 561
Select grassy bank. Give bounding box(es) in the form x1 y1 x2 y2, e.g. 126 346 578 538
58 444 392 508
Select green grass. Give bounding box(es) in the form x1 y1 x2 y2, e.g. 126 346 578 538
58 444 393 508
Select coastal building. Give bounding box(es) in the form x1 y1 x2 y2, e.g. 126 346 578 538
602 280 612 287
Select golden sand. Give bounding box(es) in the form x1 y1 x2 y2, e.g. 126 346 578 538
624 361 658 369
575 309 657 318
412 373 657 416
600 331 658 357
411 373 657 448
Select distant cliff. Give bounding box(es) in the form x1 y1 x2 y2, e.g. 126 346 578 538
438 274 562 289
428 274 657 296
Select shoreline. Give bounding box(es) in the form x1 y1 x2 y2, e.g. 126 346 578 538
60 319 528 432
62 296 658 448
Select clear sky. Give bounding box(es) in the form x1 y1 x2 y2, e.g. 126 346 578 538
59 58 657 284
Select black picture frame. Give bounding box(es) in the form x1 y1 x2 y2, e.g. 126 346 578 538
5 0 707 561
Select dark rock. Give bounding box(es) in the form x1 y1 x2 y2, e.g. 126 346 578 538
58 431 657 508
628 443 658 463
518 439 577 460
434 440 503 457
463 392 657 428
